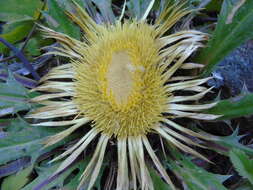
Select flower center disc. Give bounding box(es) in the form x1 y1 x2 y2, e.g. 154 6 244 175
74 22 168 138
107 51 133 105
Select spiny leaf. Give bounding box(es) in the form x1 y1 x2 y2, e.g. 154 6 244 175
0 72 32 116
91 0 115 23
205 0 222 12
206 93 253 120
149 167 173 190
63 159 88 189
127 0 155 20
2 118 28 133
0 70 37 88
229 149 253 184
0 0 43 22
44 0 80 39
0 123 60 165
235 181 253 190
0 20 33 53
208 128 253 156
198 0 253 76
0 0 43 53
0 157 31 178
169 149 228 190
22 161 86 190
1 166 33 190
25 38 41 56
0 37 40 80
21 163 61 190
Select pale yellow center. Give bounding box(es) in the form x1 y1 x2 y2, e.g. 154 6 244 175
107 51 134 104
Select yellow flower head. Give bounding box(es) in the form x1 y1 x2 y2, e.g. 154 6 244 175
28 1 218 190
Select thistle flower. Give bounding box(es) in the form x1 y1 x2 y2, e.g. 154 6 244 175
28 1 219 190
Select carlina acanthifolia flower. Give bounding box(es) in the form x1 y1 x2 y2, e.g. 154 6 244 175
27 1 219 190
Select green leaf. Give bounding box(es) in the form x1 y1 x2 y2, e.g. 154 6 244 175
63 159 89 190
198 0 253 76
0 0 43 53
235 181 253 190
2 118 28 132
0 122 60 165
168 149 228 190
0 20 33 53
1 166 33 190
149 167 172 190
127 0 154 20
91 0 115 23
25 38 41 56
0 114 77 166
205 0 222 12
1 72 28 96
208 128 253 156
0 73 32 115
0 0 43 22
22 161 86 190
24 33 53 56
44 0 80 39
206 93 253 120
229 149 253 184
